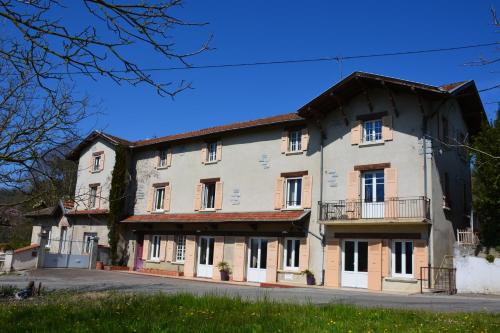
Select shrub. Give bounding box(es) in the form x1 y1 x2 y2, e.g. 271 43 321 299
485 254 495 263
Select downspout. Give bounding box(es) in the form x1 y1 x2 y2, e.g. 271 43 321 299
423 98 449 269
319 125 326 285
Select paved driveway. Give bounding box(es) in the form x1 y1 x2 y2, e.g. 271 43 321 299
1 269 499 313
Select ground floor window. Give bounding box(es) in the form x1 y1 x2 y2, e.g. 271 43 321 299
42 227 52 248
175 235 186 262
150 235 161 261
284 238 300 270
83 232 97 254
392 240 413 278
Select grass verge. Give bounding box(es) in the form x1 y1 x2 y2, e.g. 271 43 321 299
0 292 498 332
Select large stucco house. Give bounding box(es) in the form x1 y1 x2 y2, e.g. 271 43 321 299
27 72 485 292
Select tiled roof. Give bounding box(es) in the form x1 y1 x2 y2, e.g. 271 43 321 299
121 210 310 223
66 209 109 216
14 244 40 254
25 206 59 217
134 113 304 147
439 81 468 92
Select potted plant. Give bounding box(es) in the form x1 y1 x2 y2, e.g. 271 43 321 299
302 269 315 285
217 261 231 281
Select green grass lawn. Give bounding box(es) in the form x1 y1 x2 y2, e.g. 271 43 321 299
0 292 498 332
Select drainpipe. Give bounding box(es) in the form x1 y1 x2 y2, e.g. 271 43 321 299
423 118 432 269
319 126 326 285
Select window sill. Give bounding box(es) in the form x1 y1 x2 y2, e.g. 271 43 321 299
171 261 185 265
200 208 216 212
156 166 169 170
90 170 103 174
359 141 384 148
385 277 417 283
203 161 219 165
285 150 304 156
278 269 301 274
145 259 161 263
151 211 166 214
282 207 303 211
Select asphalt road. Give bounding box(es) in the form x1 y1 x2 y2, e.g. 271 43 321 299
1 269 499 313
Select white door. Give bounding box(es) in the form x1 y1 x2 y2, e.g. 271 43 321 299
362 171 385 218
247 238 268 283
341 240 368 288
197 236 215 278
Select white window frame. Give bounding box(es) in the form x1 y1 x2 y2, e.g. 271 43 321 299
283 238 301 271
89 185 98 208
93 154 102 172
202 182 216 210
391 240 414 278
150 235 161 261
288 130 302 152
158 150 168 168
285 177 302 209
175 235 186 263
83 232 97 254
42 227 52 248
363 119 383 143
153 187 165 212
207 142 217 162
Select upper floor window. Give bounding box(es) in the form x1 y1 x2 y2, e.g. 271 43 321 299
392 240 413 278
207 142 217 162
150 235 161 261
363 119 382 143
158 150 168 168
92 153 103 172
284 238 300 270
202 182 216 210
154 187 166 212
288 130 302 152
286 177 302 209
175 235 186 262
89 185 98 208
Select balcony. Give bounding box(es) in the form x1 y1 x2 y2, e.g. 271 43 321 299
318 197 430 224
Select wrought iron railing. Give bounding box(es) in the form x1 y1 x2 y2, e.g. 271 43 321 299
318 196 430 221
420 266 457 295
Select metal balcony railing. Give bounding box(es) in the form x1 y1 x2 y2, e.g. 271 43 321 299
318 196 430 221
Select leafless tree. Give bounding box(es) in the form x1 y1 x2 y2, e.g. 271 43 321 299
0 1 209 209
0 0 210 97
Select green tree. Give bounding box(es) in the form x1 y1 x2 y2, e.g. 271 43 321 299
472 108 500 247
107 145 129 265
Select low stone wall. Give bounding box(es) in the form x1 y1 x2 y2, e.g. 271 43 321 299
455 251 500 294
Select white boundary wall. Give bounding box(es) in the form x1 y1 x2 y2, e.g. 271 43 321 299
455 250 500 294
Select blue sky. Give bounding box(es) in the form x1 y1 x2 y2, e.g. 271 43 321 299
74 1 499 140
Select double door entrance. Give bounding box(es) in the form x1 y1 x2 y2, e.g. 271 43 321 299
197 236 215 278
247 238 268 283
196 236 270 282
341 240 368 288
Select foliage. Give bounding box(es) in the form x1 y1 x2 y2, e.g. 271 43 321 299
472 110 500 247
0 239 29 252
0 293 498 332
301 269 314 277
0 285 17 299
107 145 129 265
485 254 495 263
216 261 231 273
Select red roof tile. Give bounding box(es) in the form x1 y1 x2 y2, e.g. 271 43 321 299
14 244 40 253
121 211 309 223
66 209 109 216
440 81 468 92
134 113 304 147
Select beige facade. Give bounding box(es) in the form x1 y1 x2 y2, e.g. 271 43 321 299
26 72 484 292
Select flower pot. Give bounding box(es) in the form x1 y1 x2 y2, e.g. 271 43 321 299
220 270 230 281
306 275 315 285
95 261 104 270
